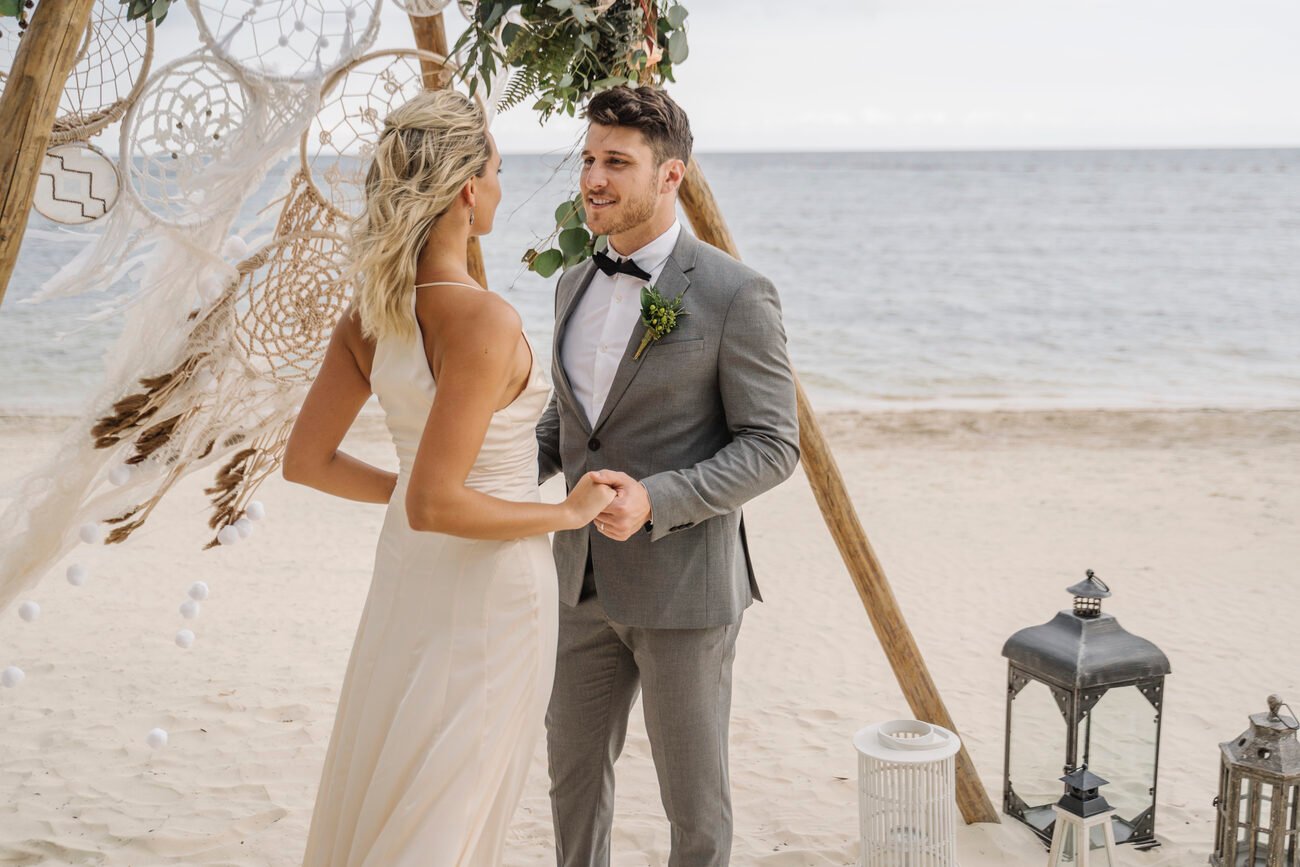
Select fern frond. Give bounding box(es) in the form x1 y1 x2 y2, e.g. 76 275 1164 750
496 67 543 114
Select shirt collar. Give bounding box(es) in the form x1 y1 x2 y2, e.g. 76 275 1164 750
607 219 681 277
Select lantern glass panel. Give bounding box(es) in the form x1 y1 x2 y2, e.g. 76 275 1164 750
1076 687 1158 825
1010 680 1067 829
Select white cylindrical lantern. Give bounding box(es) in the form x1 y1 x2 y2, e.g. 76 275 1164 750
855 719 962 867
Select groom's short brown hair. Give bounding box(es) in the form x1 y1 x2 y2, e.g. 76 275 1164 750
584 86 693 167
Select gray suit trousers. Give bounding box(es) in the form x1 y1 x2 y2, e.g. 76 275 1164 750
546 594 741 867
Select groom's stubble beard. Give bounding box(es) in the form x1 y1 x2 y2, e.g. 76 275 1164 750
591 172 659 241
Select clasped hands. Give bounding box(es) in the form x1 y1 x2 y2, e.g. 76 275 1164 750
588 470 652 541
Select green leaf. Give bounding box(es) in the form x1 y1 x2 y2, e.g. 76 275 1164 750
593 75 626 90
554 200 583 229
666 5 689 28
532 249 564 278
501 22 522 47
558 227 590 258
0 0 22 15
151 0 171 23
668 30 689 64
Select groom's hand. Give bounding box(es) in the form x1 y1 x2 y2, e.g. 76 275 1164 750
590 470 652 541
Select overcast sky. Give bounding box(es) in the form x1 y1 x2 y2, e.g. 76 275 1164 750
148 0 1300 153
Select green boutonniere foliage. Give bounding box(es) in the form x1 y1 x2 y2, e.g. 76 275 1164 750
634 285 687 360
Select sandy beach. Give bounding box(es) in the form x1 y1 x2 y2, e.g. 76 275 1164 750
0 408 1297 866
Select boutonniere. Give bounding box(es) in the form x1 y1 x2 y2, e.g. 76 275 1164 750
634 285 689 360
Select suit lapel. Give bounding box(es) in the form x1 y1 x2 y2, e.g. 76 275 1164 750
552 259 599 434
592 232 699 433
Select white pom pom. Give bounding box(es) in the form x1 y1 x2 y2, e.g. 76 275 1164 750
245 500 266 522
193 369 217 394
317 36 330 49
66 564 88 586
234 517 255 539
217 525 240 546
108 465 132 487
78 523 103 545
221 235 249 260
1 666 24 688
199 273 226 302
179 599 200 620
188 581 209 601
18 601 40 622
293 18 306 31
277 34 290 47
145 727 168 749
175 628 196 649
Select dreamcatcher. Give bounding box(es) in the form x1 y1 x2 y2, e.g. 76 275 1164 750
0 0 154 225
0 0 384 619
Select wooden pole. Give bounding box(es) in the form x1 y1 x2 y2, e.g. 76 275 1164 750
0 0 97 310
408 11 488 288
679 156 1000 825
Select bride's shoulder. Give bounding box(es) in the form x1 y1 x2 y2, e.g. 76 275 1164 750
416 284 521 347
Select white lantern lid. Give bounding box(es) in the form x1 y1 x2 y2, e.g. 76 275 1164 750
854 719 961 763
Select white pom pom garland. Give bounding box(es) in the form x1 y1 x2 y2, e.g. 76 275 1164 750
245 500 266 522
234 517 254 539
66 564 88 586
221 235 249 260
18 601 40 622
217 525 240 546
78 523 104 545
108 465 133 486
175 629 196 649
146 728 168 749
1 666 24 688
179 599 201 619
188 581 210 601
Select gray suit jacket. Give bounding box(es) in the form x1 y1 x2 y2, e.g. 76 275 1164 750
537 229 800 629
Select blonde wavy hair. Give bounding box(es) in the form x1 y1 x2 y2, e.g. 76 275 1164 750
349 89 490 341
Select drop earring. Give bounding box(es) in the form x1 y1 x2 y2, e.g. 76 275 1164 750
469 207 475 226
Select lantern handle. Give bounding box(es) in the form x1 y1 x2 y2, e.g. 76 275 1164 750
1267 694 1300 730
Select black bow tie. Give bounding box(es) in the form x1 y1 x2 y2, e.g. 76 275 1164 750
592 249 652 282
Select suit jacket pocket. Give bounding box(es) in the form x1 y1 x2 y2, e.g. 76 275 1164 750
647 337 704 356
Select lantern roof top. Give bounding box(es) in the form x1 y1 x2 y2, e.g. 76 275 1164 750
1220 695 1300 781
1002 609 1171 689
1060 767 1109 791
1066 569 1111 600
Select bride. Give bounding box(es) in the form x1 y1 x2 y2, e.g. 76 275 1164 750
282 89 614 865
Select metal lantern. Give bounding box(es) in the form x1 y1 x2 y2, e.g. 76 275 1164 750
1211 694 1300 867
1047 767 1121 867
1002 570 1171 848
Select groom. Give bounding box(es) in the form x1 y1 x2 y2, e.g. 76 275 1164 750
537 86 799 867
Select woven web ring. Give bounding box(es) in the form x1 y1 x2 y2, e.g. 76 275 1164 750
301 48 459 224
186 0 382 84
231 232 352 384
52 0 154 144
121 55 252 226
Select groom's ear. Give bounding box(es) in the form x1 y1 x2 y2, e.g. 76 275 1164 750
661 158 686 195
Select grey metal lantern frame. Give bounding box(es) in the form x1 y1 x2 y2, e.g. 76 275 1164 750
1211 695 1300 867
1001 571 1171 849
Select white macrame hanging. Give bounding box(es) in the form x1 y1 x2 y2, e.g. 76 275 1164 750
0 0 384 615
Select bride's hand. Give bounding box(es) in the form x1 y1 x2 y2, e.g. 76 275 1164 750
563 472 618 529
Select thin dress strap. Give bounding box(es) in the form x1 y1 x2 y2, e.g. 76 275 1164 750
413 280 484 291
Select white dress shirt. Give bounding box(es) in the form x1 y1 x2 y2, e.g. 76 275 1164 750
561 220 682 428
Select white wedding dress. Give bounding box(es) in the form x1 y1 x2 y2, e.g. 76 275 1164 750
302 287 558 866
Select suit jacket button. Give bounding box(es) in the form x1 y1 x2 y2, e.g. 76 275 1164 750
588 437 600 451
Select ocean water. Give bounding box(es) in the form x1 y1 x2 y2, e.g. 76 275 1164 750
3 148 1299 414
